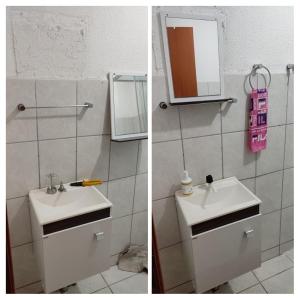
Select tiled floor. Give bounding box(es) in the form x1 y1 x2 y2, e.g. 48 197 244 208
60 266 148 294
206 249 294 294
167 249 294 294
16 265 148 294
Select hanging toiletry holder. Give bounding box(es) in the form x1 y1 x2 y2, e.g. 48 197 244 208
249 64 272 90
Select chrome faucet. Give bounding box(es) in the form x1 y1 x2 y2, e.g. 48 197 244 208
46 173 57 194
58 181 66 192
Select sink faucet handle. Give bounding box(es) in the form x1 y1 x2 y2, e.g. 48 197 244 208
206 175 214 184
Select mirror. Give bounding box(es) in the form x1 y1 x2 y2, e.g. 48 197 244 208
109 73 147 141
160 13 224 104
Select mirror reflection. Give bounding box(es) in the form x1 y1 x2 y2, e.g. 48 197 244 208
110 74 147 141
165 16 221 98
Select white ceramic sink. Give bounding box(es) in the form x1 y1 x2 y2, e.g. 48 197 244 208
175 176 261 226
30 184 112 225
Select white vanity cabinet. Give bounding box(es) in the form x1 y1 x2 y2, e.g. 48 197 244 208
176 177 262 293
29 186 113 293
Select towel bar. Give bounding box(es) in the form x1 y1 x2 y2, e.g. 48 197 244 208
17 102 93 111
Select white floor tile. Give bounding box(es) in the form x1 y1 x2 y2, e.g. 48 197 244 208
261 268 294 294
93 287 112 294
253 255 293 281
64 274 107 294
240 284 266 294
284 249 294 262
110 272 148 294
101 265 136 285
228 271 259 293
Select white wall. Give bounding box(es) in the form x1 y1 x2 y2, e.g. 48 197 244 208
7 6 148 80
153 6 293 75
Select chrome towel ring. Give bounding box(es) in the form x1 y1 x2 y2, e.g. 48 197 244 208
249 64 272 90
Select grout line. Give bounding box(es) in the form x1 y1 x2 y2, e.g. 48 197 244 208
128 141 141 244
251 271 268 294
16 280 42 291
177 107 186 170
34 80 41 189
75 82 78 180
220 103 224 179
237 282 265 294
259 266 294 284
99 273 114 293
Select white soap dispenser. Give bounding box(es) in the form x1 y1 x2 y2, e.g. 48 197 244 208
181 170 193 195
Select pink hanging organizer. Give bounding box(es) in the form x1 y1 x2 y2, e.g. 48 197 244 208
248 64 271 153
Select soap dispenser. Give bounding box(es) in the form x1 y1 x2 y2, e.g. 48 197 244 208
181 170 193 195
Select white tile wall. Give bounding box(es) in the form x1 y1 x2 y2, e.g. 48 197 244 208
77 80 110 136
6 79 148 290
256 171 283 214
179 104 221 138
282 168 294 208
183 135 222 184
77 135 110 181
6 79 37 143
6 196 32 247
152 197 181 249
256 125 285 175
39 138 76 187
223 131 255 179
36 80 77 140
153 73 293 291
108 176 135 218
6 141 39 199
152 140 184 200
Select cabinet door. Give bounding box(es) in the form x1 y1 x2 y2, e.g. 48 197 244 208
192 215 261 293
43 218 111 293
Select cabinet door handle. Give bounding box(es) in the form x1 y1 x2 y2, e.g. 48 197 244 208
95 232 104 241
244 229 254 238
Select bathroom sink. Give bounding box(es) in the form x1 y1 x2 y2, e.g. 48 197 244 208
30 184 112 225
175 176 261 226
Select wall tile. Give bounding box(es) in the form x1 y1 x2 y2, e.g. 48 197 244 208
111 215 132 255
223 131 255 179
108 176 135 218
6 141 39 198
36 80 76 139
259 74 287 126
261 247 280 263
39 138 76 187
183 135 222 185
109 141 139 180
284 124 293 168
279 240 293 255
12 243 40 288
222 74 249 133
77 135 110 181
152 76 181 142
7 196 32 247
280 206 294 244
179 103 221 139
159 243 191 290
133 173 148 213
282 168 294 208
96 181 108 197
6 79 37 143
137 139 148 174
286 73 294 124
256 171 283 214
240 178 256 193
153 197 181 249
131 211 148 245
152 140 184 200
261 211 280 251
77 80 110 136
256 125 285 175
